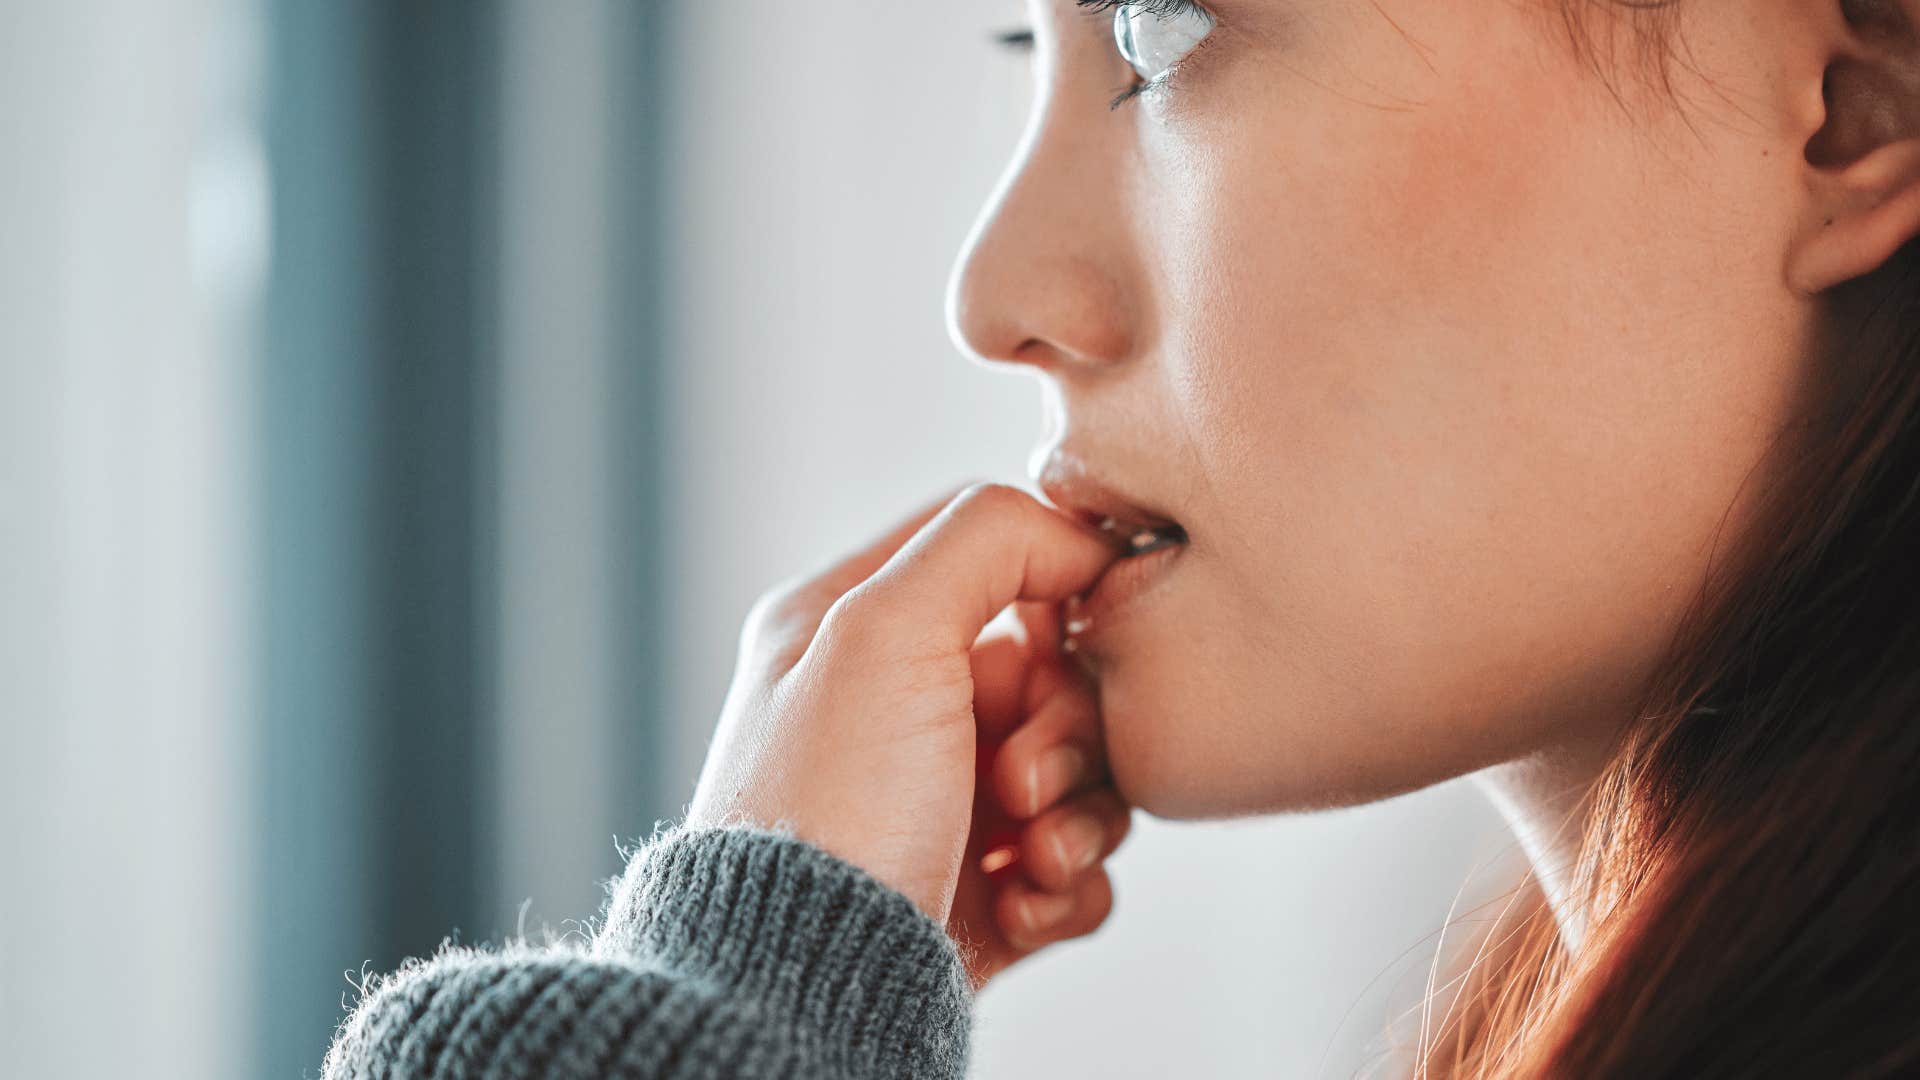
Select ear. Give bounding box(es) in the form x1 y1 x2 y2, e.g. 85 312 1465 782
1787 0 1920 295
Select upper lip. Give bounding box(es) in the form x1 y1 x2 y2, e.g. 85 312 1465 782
1033 446 1183 538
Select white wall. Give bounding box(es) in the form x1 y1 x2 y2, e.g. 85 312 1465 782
661 6 1519 1077
0 2 254 1077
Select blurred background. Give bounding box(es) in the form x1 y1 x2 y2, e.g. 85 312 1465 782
0 2 1518 1077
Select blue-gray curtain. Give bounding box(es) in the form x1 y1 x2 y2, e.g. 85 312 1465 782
254 3 668 1074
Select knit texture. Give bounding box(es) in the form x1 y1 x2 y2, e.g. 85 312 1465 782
321 821 975 1079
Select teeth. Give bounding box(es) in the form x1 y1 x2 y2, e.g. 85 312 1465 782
1126 524 1185 557
1094 513 1186 556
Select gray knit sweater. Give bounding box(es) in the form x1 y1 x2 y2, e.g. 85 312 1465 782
322 821 975 1078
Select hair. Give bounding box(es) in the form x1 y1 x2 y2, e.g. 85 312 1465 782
1416 3 1920 1077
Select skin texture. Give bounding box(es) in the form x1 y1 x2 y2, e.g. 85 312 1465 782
948 0 1830 830
687 484 1137 986
688 0 1920 985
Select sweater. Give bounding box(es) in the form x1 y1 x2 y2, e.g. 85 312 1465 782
321 821 976 1079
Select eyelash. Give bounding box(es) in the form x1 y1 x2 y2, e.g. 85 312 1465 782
1075 0 1196 16
991 1 1210 111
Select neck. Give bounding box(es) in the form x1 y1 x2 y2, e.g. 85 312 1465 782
1471 731 1617 952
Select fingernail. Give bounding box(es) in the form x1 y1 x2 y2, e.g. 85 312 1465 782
1029 744 1086 814
1021 890 1076 931
1052 813 1105 875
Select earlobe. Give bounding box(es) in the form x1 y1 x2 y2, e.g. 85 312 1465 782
1786 1 1920 294
1788 140 1920 294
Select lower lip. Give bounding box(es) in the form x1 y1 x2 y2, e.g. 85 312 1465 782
1079 540 1187 631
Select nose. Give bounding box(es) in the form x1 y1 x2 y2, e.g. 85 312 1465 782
944 91 1138 372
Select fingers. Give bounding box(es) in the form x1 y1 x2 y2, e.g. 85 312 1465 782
996 865 1115 952
969 605 1050 743
1010 599 1064 663
978 599 1131 956
739 487 966 674
991 684 1106 819
847 484 1118 654
808 487 966 599
985 789 1132 954
1018 787 1132 892
1013 601 1081 716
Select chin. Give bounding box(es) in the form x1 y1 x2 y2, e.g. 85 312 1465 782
1101 745 1214 820
1092 664 1282 820
1090 639 1504 822
1076 580 1326 819
1083 615 1263 819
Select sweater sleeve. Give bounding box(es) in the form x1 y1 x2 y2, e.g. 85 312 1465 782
321 821 976 1079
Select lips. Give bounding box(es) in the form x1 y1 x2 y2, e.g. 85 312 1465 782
1035 450 1187 553
1034 448 1189 636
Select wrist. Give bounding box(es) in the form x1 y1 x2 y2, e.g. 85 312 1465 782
593 820 974 1076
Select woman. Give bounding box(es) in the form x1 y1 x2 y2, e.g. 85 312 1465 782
325 0 1920 1075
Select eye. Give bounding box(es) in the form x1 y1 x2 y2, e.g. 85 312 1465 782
1111 1 1216 87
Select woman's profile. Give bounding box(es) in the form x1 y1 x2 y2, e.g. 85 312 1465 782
325 0 1920 1076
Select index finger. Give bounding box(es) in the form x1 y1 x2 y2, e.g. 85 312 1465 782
764 484 967 622
737 485 972 675
810 484 970 598
851 483 1120 654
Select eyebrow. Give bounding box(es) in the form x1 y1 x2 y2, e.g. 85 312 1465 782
992 27 1037 50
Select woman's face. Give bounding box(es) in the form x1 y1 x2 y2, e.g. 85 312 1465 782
949 0 1823 817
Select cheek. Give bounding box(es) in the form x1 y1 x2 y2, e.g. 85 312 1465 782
1100 27 1816 816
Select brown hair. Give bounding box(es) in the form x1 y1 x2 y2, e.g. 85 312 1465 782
1421 4 1920 1076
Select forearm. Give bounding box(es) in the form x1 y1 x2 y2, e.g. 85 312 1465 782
322 822 974 1079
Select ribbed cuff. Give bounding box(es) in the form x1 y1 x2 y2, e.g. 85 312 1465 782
592 821 973 1077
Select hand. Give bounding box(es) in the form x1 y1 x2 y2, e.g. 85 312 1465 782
945 598 1134 987
685 484 1127 957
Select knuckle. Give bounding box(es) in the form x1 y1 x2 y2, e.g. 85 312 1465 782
997 888 1036 942
741 583 789 632
991 757 1030 819
739 577 837 672
742 579 813 642
815 583 885 649
1083 877 1115 925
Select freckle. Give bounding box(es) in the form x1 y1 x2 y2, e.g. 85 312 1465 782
1825 217 1835 227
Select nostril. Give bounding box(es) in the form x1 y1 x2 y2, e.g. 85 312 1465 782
947 220 1138 368
944 274 1045 367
